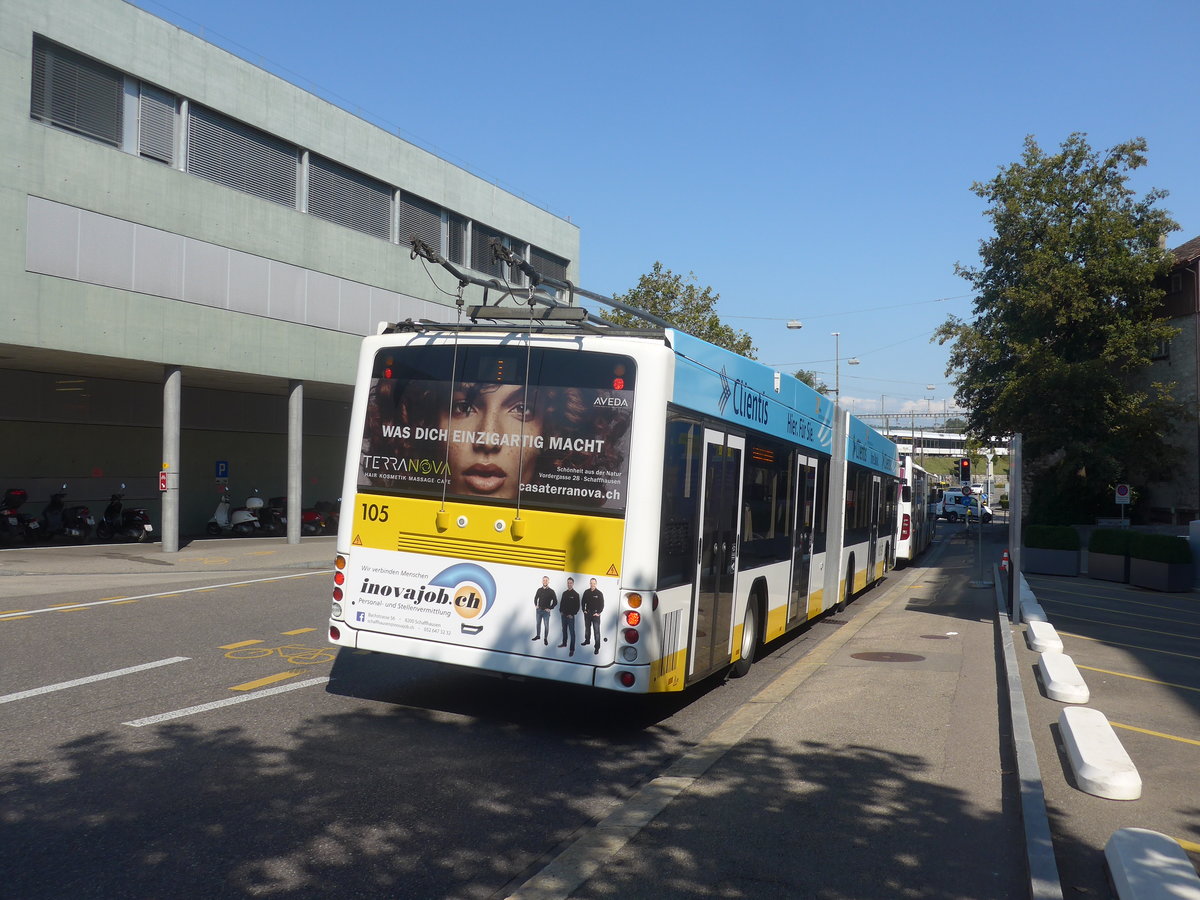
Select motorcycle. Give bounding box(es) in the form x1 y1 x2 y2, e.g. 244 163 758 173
39 484 93 543
300 498 339 535
95 484 154 542
258 496 287 536
1 488 40 544
206 487 262 537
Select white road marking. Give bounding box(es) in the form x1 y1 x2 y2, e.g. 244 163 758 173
0 656 190 704
123 676 330 727
0 572 317 620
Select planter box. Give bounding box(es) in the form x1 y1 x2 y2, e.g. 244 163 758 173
1129 559 1194 593
1087 551 1129 583
1023 547 1079 577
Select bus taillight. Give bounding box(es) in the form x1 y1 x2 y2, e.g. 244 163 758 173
332 586 343 601
334 570 345 585
624 610 641 626
335 555 346 569
623 628 640 644
625 592 642 608
330 625 341 641
618 671 636 688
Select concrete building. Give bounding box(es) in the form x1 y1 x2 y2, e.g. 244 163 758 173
0 0 579 547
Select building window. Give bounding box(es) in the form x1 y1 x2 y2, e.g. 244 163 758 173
1171 273 1183 294
471 223 505 279
1152 338 1170 361
186 105 298 208
309 156 391 239
531 247 569 284
447 213 468 266
397 191 442 251
138 84 175 164
31 36 123 146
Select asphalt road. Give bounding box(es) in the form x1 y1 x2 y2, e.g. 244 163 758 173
0 555 856 899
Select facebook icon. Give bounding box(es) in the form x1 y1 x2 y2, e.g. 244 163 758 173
356 611 366 622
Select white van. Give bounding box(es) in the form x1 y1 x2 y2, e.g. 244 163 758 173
936 489 993 523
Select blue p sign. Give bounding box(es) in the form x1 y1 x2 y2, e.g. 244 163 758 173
215 460 229 479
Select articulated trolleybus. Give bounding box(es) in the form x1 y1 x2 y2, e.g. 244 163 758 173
327 252 898 694
895 453 932 568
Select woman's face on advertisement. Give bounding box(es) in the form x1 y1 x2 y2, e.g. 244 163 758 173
442 383 543 498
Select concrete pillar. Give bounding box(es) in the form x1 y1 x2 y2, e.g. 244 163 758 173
287 379 303 544
162 365 182 552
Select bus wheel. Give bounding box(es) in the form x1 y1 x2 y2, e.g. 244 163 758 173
731 597 760 678
836 568 853 613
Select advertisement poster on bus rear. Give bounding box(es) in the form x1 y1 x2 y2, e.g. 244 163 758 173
358 346 635 513
344 545 620 662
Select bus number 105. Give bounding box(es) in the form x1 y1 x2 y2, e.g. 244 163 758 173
361 503 390 523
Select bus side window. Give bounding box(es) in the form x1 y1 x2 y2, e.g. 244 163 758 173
658 417 703 589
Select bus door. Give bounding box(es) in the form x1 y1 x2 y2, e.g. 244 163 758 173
867 475 882 578
689 430 745 677
788 455 820 626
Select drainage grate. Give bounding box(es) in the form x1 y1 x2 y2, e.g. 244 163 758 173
850 651 926 663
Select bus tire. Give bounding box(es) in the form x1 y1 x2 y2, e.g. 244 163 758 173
836 559 854 613
947 511 958 523
730 595 760 678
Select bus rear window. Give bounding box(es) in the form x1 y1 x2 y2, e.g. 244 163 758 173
359 345 635 513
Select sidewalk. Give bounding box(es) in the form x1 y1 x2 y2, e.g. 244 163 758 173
0 535 334 600
512 525 1028 900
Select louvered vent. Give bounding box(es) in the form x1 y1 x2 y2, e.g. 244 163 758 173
471 224 505 278
31 36 122 146
309 156 391 238
447 213 468 265
186 105 297 207
138 85 175 164
531 247 569 284
397 192 441 250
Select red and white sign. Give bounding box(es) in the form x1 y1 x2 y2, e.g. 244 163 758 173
159 471 168 492
1115 484 1130 505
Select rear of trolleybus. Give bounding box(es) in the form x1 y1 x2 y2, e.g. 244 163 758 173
327 329 671 693
839 416 900 604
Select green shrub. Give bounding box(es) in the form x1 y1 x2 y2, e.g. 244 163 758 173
1088 528 1135 555
1128 533 1193 564
1024 524 1080 551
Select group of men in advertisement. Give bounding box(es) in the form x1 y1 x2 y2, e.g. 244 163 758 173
532 575 605 656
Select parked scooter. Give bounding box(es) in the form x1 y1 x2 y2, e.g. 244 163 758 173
300 498 339 535
258 496 287 536
207 487 262 537
39 484 93 543
96 484 154 542
1 488 40 544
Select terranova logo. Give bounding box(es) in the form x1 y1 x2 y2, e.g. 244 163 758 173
718 367 732 414
430 563 497 634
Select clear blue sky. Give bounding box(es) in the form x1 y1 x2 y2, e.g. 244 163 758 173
127 0 1200 422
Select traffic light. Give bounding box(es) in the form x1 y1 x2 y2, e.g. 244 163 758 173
958 457 971 484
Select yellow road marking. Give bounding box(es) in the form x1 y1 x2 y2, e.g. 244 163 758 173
246 551 275 557
220 640 264 650
1076 665 1200 694
0 609 26 615
1180 838 1200 853
1032 582 1200 607
281 627 316 635
1059 631 1200 663
157 593 180 599
113 599 140 605
98 596 125 602
50 602 79 608
1109 721 1200 747
54 606 88 612
230 671 302 691
1 615 33 621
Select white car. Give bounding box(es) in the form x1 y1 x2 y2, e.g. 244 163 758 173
937 490 993 523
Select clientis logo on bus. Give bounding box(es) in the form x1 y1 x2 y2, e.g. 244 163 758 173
360 562 497 635
717 367 769 426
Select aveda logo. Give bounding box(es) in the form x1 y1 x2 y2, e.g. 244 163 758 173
594 396 629 407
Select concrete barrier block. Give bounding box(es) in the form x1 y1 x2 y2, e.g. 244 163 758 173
1106 827 1200 899
1059 707 1141 800
1021 598 1048 622
1026 620 1063 653
1039 651 1089 703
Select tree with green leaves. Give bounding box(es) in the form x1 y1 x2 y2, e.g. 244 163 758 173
793 369 829 394
607 262 756 358
936 133 1186 523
